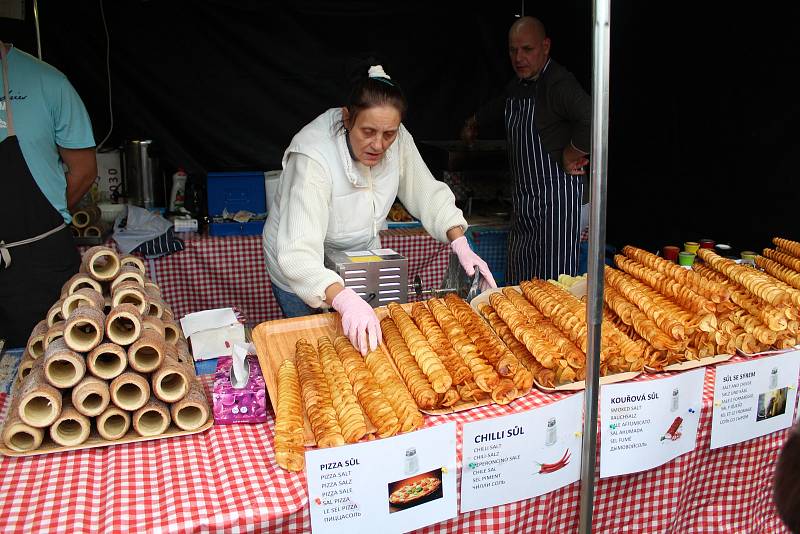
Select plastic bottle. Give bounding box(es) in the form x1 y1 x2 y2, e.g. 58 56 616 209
169 168 188 212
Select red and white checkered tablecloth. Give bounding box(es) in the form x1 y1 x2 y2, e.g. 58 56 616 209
0 356 790 533
86 230 451 326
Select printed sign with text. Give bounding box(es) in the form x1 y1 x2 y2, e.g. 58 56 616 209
711 350 800 449
600 369 705 478
306 422 457 534
461 393 584 512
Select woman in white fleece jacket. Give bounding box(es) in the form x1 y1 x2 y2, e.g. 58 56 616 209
263 64 495 355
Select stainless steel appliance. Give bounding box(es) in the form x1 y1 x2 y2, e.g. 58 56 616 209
123 139 164 208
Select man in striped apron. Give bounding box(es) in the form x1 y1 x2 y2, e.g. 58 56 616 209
463 17 591 284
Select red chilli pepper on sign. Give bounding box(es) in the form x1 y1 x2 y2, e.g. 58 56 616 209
536 449 571 474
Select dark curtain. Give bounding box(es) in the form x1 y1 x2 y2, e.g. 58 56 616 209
2 1 799 253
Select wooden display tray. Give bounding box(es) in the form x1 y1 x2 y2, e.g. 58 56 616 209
252 302 531 446
736 346 800 359
0 417 214 458
534 371 641 392
0 376 214 457
644 353 734 373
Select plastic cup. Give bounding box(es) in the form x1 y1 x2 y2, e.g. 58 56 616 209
678 251 695 267
699 239 715 249
740 250 757 267
662 246 680 262
684 241 700 254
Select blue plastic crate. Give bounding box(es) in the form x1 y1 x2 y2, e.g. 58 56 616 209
466 228 508 287
207 171 267 236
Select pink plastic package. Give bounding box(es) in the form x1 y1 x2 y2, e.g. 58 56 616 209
212 355 268 424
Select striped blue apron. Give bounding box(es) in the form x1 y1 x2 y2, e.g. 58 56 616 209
505 93 584 284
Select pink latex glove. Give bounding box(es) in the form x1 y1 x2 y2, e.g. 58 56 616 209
331 287 382 356
451 236 497 291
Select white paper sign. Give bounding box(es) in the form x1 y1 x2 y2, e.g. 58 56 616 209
600 369 705 478
460 393 584 513
711 350 800 450
306 423 457 534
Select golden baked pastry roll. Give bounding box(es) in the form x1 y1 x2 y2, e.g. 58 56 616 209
773 237 800 259
605 266 690 340
381 317 438 410
295 339 345 448
756 256 800 292
60 272 102 299
763 248 800 276
25 319 48 359
444 294 520 377
64 305 106 353
317 336 368 443
120 254 146 275
171 381 210 431
427 298 499 393
110 264 146 290
504 287 591 365
479 303 535 393
50 404 91 447
489 378 518 405
615 254 716 315
698 248 792 307
387 303 452 394
440 387 461 408
274 359 306 471
411 302 472 385
623 245 731 303
602 284 685 352
487 293 574 372
81 245 121 282
132 397 171 437
364 346 423 432
334 336 401 438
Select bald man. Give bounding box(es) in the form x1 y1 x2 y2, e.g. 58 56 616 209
463 17 591 283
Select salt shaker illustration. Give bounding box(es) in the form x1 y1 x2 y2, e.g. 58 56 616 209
404 447 419 475
770 367 779 390
671 388 680 412
545 417 557 446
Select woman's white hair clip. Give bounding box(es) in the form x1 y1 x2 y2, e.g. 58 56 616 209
368 65 391 80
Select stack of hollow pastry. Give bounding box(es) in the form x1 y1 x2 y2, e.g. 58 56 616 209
3 248 207 454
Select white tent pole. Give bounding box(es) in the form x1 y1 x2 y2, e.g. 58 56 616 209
578 0 611 532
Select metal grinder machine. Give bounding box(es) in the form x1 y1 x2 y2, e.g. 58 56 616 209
324 248 483 308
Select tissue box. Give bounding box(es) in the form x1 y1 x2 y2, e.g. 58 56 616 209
212 355 268 424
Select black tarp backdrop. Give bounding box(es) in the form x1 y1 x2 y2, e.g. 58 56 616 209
2 1 799 254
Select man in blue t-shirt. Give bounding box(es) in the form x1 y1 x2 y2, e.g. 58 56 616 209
0 42 97 347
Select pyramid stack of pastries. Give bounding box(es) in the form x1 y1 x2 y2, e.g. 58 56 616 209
3 246 209 454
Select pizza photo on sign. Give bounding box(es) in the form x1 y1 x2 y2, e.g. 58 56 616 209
387 470 443 513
